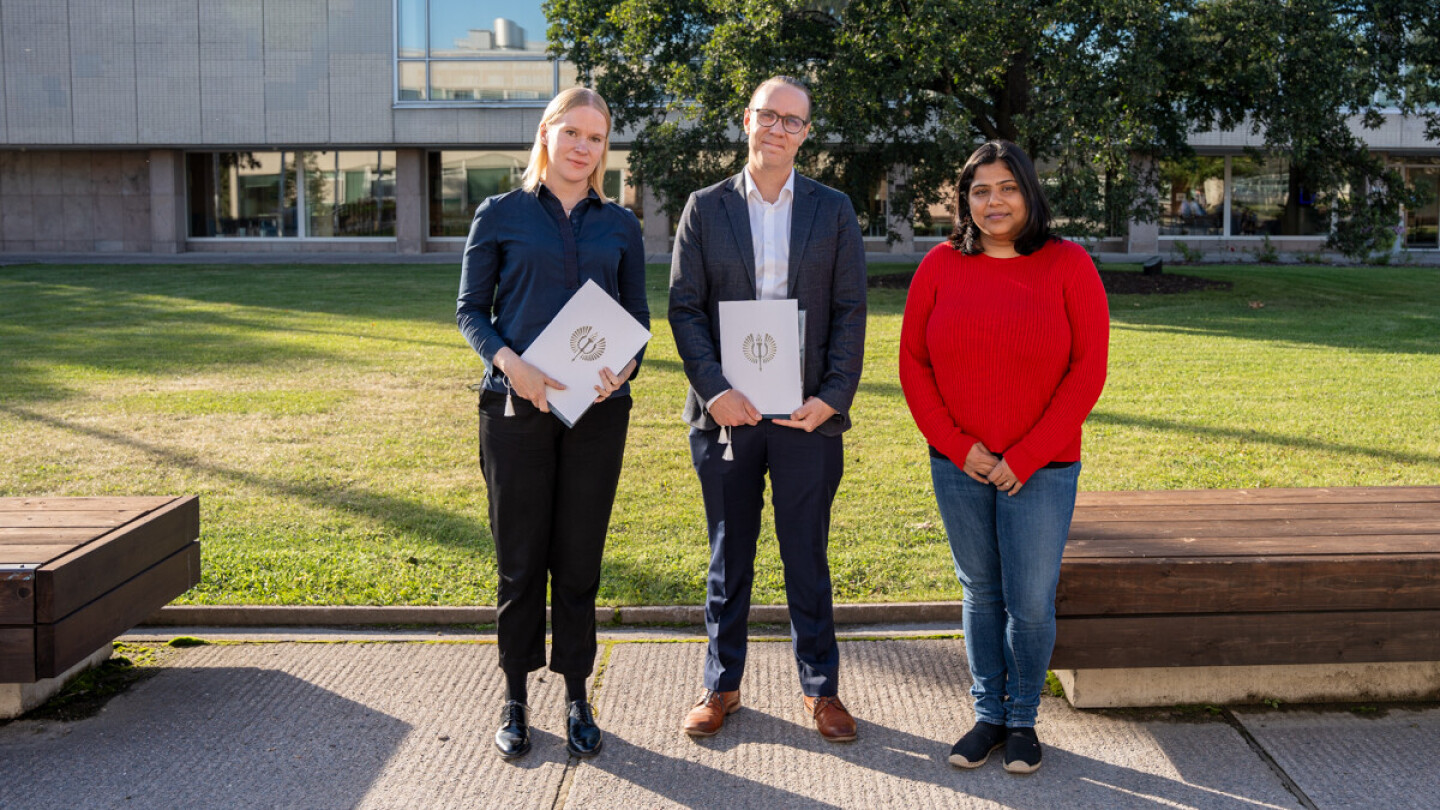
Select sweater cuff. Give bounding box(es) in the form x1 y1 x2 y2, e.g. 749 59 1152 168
940 432 981 468
1003 447 1043 484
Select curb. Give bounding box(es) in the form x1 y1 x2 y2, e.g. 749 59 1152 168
142 601 963 628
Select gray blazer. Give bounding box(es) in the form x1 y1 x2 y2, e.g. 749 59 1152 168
668 172 867 437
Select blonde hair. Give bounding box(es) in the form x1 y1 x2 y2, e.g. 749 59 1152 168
521 87 612 198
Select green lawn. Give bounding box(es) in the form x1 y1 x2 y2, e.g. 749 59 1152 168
2 262 1437 606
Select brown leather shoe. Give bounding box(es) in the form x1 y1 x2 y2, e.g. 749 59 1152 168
682 689 740 737
803 695 857 742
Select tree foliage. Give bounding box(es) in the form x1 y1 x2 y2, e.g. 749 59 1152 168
547 0 1439 257
1189 0 1440 256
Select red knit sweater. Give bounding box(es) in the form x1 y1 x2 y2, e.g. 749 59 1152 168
898 239 1110 483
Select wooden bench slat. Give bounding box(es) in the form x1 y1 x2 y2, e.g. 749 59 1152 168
1075 487 1440 507
1074 502 1440 523
0 497 175 512
1053 610 1440 669
1058 554 1440 615
37 496 200 623
0 628 36 682
0 528 110 546
0 511 149 529
1065 533 1440 558
35 541 200 679
0 545 90 566
1069 519 1440 543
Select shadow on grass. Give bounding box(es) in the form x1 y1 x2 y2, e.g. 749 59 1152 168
868 264 1440 355
1105 265 1440 356
0 264 462 318
0 279 354 403
0 266 671 404
1 405 494 553
1089 410 1440 467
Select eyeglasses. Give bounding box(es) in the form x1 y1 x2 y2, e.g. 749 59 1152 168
749 108 809 135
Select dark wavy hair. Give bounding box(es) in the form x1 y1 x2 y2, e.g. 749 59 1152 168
948 140 1055 256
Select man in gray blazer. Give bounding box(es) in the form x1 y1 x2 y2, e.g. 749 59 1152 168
669 76 867 743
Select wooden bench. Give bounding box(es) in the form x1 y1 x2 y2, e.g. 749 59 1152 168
1050 486 1440 707
1 496 200 716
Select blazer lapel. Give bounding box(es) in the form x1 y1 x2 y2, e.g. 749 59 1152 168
787 175 818 296
721 174 757 296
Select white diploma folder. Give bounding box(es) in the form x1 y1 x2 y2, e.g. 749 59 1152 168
520 279 651 428
718 299 803 419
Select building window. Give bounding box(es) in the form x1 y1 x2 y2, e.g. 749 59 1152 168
187 151 396 238
1231 155 1331 237
428 149 638 237
1403 165 1440 249
1159 157 1225 236
304 152 398 237
1157 155 1336 240
396 0 568 104
428 150 527 236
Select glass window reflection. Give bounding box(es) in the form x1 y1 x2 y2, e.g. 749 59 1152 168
1231 156 1331 237
428 150 528 236
303 151 397 238
428 149 638 236
397 0 426 58
396 0 568 104
398 61 426 101
186 152 295 238
430 60 553 102
428 0 548 57
188 151 395 238
1159 158 1224 236
1404 167 1439 249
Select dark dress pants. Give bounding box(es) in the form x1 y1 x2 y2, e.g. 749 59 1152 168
478 390 631 677
690 420 844 696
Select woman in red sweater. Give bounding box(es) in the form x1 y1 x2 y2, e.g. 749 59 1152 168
899 141 1109 774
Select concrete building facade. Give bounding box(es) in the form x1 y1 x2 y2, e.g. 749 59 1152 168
0 0 1435 258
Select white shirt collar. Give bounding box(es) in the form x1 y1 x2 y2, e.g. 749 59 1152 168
742 165 796 204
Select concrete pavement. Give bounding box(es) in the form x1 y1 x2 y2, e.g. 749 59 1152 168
1 625 1435 809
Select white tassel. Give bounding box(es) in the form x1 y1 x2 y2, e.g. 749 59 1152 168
503 379 516 417
720 425 733 461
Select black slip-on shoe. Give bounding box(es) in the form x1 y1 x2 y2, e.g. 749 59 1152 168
1003 726 1042 774
948 721 1007 768
566 699 603 757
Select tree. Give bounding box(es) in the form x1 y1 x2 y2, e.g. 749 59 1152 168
1187 0 1440 256
547 0 1438 257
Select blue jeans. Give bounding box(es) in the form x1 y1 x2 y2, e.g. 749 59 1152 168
931 457 1081 728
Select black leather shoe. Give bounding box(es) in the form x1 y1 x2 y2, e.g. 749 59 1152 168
566 700 603 757
494 700 530 759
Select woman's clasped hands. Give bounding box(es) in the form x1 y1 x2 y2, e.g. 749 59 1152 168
963 442 1025 496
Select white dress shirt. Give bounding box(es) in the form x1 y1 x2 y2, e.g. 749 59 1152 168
742 165 795 301
706 167 797 413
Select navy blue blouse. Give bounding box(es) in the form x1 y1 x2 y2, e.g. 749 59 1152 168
457 185 650 396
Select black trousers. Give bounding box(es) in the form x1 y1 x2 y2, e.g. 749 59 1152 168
477 390 631 677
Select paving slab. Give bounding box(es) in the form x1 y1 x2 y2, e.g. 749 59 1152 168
0 642 572 809
572 639 1304 809
7 634 1426 809
1232 705 1440 810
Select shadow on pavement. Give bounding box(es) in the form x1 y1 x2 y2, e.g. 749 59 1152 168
0 667 411 810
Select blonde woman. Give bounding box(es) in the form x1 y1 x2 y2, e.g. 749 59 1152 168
457 87 648 760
